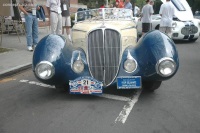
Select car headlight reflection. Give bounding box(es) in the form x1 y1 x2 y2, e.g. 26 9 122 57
35 61 55 80
157 58 176 77
172 22 177 28
72 60 84 73
124 59 137 73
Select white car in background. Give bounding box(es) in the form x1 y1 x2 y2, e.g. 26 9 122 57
137 0 200 42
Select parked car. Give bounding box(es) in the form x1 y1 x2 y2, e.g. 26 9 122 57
137 0 200 42
194 11 200 20
32 8 179 94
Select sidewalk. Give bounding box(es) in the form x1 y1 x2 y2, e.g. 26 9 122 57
0 27 50 78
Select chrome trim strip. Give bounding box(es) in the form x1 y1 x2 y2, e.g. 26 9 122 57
124 50 138 73
102 29 106 85
77 51 82 61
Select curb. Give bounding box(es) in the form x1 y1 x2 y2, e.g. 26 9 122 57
0 63 32 79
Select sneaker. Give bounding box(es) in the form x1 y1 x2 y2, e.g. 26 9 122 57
27 46 33 51
33 45 37 50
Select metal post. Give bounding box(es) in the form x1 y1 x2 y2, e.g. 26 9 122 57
0 16 4 46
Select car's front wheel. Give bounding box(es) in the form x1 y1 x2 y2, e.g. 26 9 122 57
142 81 162 92
55 84 68 92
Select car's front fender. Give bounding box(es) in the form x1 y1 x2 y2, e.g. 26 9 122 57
119 30 179 81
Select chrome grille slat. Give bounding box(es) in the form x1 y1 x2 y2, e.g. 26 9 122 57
104 29 120 85
88 30 104 81
88 29 121 86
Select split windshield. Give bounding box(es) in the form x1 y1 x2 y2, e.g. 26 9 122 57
75 8 133 22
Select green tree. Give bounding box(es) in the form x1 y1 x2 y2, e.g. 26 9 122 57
187 0 200 13
79 0 107 8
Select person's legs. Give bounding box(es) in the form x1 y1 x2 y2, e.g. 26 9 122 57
25 14 33 48
142 23 145 35
142 23 150 35
159 27 166 33
56 14 62 35
66 26 70 35
50 12 58 34
62 16 66 34
166 27 172 38
66 16 71 40
62 27 65 35
32 15 39 47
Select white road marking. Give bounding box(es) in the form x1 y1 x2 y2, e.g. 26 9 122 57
115 90 142 124
20 79 142 124
19 80 55 88
97 94 131 102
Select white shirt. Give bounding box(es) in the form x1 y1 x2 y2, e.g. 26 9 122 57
46 0 61 13
159 1 175 27
141 4 154 23
124 2 132 10
134 6 140 15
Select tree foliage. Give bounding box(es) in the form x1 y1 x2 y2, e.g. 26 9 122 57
187 0 200 13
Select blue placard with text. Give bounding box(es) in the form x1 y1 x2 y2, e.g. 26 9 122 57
117 76 141 89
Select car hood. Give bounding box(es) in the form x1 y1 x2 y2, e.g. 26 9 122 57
72 20 136 32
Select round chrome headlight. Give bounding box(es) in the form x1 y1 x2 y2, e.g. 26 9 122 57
157 58 176 77
35 61 55 80
72 60 84 73
124 59 137 73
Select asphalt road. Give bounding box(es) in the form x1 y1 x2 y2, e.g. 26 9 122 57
0 38 200 133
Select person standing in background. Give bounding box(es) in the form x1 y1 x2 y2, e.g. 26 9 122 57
134 4 140 17
118 0 124 8
159 0 175 38
61 0 71 41
150 0 154 6
150 0 154 30
18 0 39 51
140 0 154 35
46 0 62 35
124 0 132 10
114 1 119 8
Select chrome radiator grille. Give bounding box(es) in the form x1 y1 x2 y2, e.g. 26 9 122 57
88 29 121 86
181 25 198 35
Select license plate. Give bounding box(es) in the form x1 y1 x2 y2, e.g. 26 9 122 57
69 76 103 95
117 76 141 89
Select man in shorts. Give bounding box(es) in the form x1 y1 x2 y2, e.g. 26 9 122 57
46 0 62 35
159 0 175 38
61 0 71 41
140 0 154 35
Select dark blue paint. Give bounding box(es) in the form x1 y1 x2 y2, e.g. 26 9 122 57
112 30 179 85
33 30 179 87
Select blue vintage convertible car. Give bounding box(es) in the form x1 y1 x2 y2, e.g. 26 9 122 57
32 8 179 94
